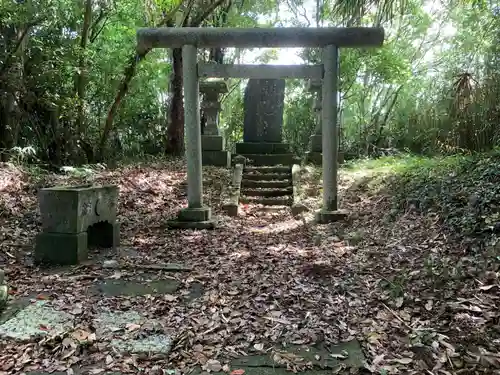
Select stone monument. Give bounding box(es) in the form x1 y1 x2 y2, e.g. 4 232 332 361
200 79 231 167
243 78 286 143
234 78 294 164
35 184 120 265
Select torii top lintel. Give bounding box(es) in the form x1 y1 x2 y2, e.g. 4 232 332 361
136 27 385 50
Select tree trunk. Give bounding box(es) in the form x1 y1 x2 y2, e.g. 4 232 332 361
75 0 93 137
96 50 150 161
166 47 184 155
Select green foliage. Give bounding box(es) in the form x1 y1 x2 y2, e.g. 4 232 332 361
0 0 498 166
283 80 315 155
348 151 500 235
220 83 245 152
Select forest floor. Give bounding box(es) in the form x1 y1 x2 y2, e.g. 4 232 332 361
0 152 499 375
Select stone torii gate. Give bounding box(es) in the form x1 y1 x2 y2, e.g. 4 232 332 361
136 27 384 228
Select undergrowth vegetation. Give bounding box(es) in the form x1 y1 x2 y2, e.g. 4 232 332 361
343 150 500 237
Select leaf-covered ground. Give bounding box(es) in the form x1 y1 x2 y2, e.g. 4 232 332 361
1 154 499 374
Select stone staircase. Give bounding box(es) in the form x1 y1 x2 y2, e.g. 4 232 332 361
233 142 299 207
240 165 294 206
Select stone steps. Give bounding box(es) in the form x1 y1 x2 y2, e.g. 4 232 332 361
235 142 291 154
243 173 291 181
241 154 298 166
240 196 293 206
244 166 291 174
240 164 294 206
242 180 291 188
242 187 293 197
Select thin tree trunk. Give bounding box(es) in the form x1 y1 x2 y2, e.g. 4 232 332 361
96 50 150 161
75 0 93 137
166 47 184 155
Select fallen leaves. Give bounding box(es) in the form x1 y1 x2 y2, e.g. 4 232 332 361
70 329 96 343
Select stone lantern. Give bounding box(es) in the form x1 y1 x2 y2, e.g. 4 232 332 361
306 79 323 164
200 79 231 167
305 78 344 165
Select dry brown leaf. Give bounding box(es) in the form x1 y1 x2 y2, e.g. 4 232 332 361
126 323 141 331
392 357 413 364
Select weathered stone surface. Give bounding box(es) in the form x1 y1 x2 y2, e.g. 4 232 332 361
315 209 349 223
35 185 120 266
178 207 212 222
310 134 322 152
0 301 73 340
111 335 172 354
38 185 118 234
231 340 364 369
202 135 224 151
223 164 243 217
94 310 172 354
202 150 231 167
243 79 285 143
236 142 290 155
191 340 365 375
35 232 87 265
0 300 181 355
95 278 181 297
200 79 228 136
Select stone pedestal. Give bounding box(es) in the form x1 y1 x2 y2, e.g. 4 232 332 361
200 79 230 167
34 185 120 266
167 207 215 229
315 209 348 223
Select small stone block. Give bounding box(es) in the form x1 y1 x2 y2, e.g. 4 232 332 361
35 232 87 265
310 134 322 152
178 207 211 222
315 209 349 224
223 203 238 217
202 135 223 151
202 150 231 167
167 220 216 230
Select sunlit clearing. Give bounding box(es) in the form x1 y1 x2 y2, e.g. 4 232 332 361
268 245 308 257
250 219 303 234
